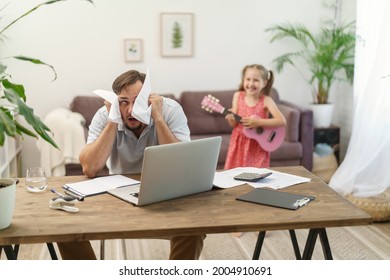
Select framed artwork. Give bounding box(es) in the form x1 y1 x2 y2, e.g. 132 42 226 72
124 39 143 62
160 13 193 57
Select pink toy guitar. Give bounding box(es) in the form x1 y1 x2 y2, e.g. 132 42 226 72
201 95 285 152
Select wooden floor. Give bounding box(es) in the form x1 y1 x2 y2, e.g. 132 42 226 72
2 223 390 260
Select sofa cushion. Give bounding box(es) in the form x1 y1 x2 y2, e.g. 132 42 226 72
190 134 231 169
270 88 280 103
277 104 300 142
271 141 302 160
70 96 105 128
180 90 235 135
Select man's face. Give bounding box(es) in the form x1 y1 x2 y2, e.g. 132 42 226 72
118 80 144 131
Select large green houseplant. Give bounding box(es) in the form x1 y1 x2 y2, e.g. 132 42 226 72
265 21 356 105
0 0 93 148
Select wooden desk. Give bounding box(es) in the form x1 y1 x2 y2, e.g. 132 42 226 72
0 166 372 259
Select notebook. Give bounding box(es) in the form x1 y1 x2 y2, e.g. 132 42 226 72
108 136 222 206
62 175 140 198
236 188 315 210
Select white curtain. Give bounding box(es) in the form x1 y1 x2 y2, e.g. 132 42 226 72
329 0 390 197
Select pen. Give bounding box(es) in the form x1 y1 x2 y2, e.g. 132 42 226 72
50 188 65 197
64 190 85 201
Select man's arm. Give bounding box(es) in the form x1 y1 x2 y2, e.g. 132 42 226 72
79 107 117 178
150 94 186 144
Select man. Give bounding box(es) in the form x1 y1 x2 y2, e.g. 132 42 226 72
57 69 204 260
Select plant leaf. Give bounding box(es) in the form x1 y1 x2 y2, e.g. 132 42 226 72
265 21 356 104
0 0 94 37
0 108 16 136
1 78 26 101
2 85 59 149
0 123 5 146
12 56 57 81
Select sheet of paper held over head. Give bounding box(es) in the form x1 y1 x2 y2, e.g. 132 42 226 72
92 89 122 124
92 68 152 125
131 68 152 125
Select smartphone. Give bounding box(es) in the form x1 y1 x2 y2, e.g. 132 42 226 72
233 172 272 182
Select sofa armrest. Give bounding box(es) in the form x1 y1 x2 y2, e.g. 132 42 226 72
280 100 314 170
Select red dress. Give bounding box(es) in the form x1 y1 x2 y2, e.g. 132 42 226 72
224 92 270 169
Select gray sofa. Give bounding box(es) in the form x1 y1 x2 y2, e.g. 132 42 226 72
66 89 313 175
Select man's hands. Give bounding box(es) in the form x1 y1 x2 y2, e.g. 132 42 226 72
149 93 163 121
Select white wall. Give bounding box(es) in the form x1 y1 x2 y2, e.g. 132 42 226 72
2 0 347 173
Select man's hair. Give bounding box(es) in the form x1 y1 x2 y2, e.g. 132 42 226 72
112 70 146 94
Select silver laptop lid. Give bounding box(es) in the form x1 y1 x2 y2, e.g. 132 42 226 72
136 136 221 206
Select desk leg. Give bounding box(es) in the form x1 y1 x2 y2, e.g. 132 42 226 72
252 231 266 260
302 229 319 259
100 240 105 260
319 228 333 260
1 244 57 260
289 230 301 260
253 230 303 260
0 245 17 260
47 243 58 260
302 228 333 260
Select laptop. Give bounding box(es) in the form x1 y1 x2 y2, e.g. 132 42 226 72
108 136 222 206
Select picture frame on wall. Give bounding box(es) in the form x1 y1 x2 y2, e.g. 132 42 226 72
160 13 193 57
124 39 143 62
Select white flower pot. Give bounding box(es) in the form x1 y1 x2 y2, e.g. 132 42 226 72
309 103 334 128
0 178 17 230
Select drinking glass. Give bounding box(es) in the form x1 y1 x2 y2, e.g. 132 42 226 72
26 167 47 193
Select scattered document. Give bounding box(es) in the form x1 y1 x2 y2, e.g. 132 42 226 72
62 175 140 197
213 171 246 189
213 167 311 190
132 68 152 125
92 89 122 124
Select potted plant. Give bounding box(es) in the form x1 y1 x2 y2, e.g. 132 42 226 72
265 21 356 127
0 0 93 230
0 178 16 229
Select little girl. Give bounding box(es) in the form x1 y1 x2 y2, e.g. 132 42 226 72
224 64 286 170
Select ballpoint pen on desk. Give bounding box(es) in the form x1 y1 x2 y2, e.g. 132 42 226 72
50 188 65 197
51 188 84 201
49 188 80 213
64 190 85 201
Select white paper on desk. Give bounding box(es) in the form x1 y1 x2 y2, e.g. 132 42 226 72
62 175 140 197
213 171 245 188
93 89 122 124
213 167 310 189
132 68 152 125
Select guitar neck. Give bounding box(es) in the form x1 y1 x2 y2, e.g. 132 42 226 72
201 95 242 122
221 108 242 122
